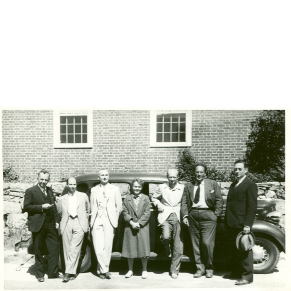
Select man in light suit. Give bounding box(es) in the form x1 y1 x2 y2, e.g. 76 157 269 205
23 169 60 282
90 169 122 279
181 163 223 279
224 159 257 285
57 177 90 282
151 169 184 279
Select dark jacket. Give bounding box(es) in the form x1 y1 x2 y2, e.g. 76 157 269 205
225 177 258 229
181 178 223 218
23 185 59 232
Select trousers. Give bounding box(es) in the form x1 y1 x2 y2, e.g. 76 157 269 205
228 227 253 282
188 209 217 272
160 213 184 274
62 217 85 275
33 216 59 278
92 216 115 274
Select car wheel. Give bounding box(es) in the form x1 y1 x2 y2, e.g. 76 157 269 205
253 236 280 274
79 244 92 273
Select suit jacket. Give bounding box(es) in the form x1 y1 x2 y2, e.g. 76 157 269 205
57 191 90 235
181 178 223 218
23 185 59 233
90 183 122 228
152 182 184 225
225 177 258 228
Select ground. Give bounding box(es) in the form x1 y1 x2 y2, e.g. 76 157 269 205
3 248 289 290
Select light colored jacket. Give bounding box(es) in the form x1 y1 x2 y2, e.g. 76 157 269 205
57 191 90 235
90 183 122 228
152 182 184 225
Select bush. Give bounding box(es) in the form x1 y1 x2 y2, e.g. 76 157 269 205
3 164 19 182
244 110 285 181
176 149 230 182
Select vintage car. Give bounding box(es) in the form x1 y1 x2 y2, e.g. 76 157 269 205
29 172 285 275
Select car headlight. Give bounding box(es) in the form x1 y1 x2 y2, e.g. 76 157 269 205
265 211 282 224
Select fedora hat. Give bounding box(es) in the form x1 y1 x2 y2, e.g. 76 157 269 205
236 231 255 251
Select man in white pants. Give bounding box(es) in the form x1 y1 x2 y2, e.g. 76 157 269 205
90 169 122 279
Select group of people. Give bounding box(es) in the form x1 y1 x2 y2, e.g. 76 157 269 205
23 159 258 286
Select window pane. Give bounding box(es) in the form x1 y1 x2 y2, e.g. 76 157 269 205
180 123 185 132
172 123 178 132
75 116 81 123
164 123 171 132
68 125 74 133
164 133 170 142
82 116 87 123
82 134 87 143
157 115 163 122
157 133 163 142
157 123 163 132
60 116 66 124
180 114 186 122
172 113 179 122
68 135 74 143
75 125 81 133
60 135 66 143
164 116 171 122
75 134 81 143
82 125 87 133
60 125 66 134
67 116 74 124
172 133 179 142
180 133 185 142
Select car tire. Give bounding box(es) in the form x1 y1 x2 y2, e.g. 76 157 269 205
253 236 280 274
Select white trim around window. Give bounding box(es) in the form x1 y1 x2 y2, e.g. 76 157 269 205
150 110 192 147
53 110 93 148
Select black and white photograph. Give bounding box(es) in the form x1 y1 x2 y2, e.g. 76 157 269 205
1 108 287 289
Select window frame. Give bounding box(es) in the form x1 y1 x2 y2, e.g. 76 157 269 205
53 110 93 148
150 110 192 147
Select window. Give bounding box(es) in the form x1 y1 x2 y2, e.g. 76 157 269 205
53 110 93 148
150 110 192 147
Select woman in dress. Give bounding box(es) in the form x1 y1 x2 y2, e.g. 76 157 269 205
122 178 151 279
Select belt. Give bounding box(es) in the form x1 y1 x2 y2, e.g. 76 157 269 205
191 207 209 210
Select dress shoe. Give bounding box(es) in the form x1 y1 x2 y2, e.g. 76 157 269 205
142 271 147 279
105 272 112 279
171 273 178 279
125 270 133 278
193 271 205 278
99 273 106 279
235 279 251 285
205 271 213 278
69 275 76 280
62 274 70 283
223 272 238 279
38 277 44 282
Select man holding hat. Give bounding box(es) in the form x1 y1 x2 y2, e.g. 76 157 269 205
224 159 258 286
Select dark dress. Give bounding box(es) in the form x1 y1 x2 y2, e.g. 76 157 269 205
122 193 151 258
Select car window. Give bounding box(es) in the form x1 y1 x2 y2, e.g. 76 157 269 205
111 183 130 199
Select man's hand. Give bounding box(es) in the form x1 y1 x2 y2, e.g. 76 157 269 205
130 221 140 230
55 223 59 229
42 203 52 210
243 226 250 234
158 207 164 213
183 217 189 226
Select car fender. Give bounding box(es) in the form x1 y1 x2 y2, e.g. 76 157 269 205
252 220 285 252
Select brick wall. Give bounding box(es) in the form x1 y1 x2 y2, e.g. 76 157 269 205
2 110 261 181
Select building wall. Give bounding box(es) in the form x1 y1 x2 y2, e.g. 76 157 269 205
2 109 261 181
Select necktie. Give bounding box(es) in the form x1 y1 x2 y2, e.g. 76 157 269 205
194 182 200 204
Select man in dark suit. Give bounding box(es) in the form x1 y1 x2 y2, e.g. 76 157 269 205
224 159 258 285
181 163 223 279
23 169 60 282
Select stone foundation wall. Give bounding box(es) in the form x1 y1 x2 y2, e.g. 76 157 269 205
3 181 285 250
